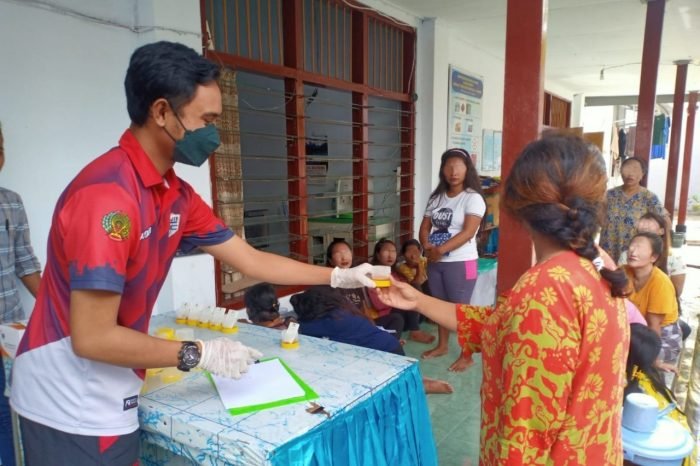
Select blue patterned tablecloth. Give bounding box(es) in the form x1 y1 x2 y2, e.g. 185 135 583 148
140 314 437 466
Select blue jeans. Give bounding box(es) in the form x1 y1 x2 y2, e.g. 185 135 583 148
0 361 16 466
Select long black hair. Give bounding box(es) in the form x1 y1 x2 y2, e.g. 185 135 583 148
401 239 422 256
326 238 353 267
427 148 485 208
290 286 367 322
630 232 665 271
638 211 670 274
626 323 677 406
371 238 398 269
244 283 280 324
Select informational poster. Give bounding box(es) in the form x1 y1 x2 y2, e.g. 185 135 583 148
481 129 502 172
447 66 483 166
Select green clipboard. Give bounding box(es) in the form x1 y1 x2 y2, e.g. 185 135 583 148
207 357 318 415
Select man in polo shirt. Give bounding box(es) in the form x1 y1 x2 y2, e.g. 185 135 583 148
10 41 373 466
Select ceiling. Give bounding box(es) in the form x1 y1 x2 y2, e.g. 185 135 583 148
385 0 700 97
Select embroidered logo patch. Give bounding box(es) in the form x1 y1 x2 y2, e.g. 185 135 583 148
123 395 139 411
169 213 181 237
102 211 131 241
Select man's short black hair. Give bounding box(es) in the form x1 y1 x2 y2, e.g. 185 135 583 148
124 41 221 126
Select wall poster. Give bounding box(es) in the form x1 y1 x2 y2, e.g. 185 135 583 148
447 66 483 166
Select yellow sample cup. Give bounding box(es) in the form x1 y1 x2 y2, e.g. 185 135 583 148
281 340 299 349
159 367 183 384
155 327 176 340
372 277 391 287
371 265 392 287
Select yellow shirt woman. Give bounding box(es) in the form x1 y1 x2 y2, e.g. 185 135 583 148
626 265 678 327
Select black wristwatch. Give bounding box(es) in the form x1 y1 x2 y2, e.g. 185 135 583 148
177 341 201 372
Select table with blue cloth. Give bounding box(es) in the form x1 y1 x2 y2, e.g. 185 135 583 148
140 313 437 466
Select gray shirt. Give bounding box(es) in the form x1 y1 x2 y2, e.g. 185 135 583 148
0 187 41 322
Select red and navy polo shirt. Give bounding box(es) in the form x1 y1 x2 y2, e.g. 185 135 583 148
11 129 233 435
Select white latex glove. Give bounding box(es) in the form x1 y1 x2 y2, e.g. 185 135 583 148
330 263 376 289
196 338 263 379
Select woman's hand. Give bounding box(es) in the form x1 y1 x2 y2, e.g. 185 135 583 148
375 276 423 311
411 261 428 286
595 245 616 270
413 271 428 286
654 359 680 375
424 244 443 263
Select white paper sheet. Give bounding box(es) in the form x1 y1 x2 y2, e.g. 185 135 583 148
211 359 305 410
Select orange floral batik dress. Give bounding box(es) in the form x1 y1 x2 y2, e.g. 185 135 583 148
456 251 629 465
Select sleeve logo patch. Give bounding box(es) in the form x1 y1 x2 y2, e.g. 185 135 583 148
169 213 181 237
102 211 131 241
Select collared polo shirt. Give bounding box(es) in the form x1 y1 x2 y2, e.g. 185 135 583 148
11 129 233 435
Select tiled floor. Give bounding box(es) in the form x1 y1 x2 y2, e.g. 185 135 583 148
402 327 482 466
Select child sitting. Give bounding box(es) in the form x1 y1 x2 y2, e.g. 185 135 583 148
325 239 404 339
291 286 453 394
370 238 435 344
396 239 430 294
244 283 296 330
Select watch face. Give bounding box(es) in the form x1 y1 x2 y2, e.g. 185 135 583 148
180 343 200 369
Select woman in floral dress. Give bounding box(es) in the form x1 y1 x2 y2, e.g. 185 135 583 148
600 156 663 263
378 132 631 465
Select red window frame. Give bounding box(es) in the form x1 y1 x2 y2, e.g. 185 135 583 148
200 0 417 308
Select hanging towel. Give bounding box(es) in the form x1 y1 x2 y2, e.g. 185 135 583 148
618 128 627 158
651 115 669 159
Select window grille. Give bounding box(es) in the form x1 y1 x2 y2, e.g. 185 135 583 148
203 0 417 307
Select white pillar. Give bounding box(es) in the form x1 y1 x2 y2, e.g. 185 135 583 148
413 18 438 235
571 93 585 128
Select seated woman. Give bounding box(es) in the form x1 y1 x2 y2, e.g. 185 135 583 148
325 239 404 339
624 232 681 370
244 283 296 330
619 210 690 339
292 286 453 394
626 323 695 466
370 238 435 344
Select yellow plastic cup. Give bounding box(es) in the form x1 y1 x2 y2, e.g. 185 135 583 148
281 340 299 349
221 326 239 334
372 277 391 287
371 265 392 287
155 327 176 340
159 367 183 384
